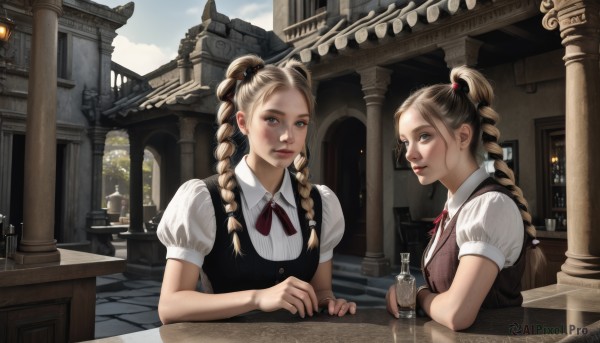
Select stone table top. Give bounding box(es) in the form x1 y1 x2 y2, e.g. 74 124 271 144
84 284 600 342
0 248 125 287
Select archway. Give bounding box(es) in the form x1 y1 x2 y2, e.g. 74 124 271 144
323 117 366 256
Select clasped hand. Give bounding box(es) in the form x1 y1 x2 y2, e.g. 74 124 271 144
253 276 356 318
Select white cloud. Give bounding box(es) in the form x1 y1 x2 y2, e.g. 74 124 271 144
234 3 273 30
243 11 273 30
111 36 174 76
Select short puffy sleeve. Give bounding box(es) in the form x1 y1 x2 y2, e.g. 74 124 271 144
455 192 524 270
156 179 217 269
315 185 345 263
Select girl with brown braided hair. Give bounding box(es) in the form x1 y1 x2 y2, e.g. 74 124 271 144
385 66 545 330
157 54 356 324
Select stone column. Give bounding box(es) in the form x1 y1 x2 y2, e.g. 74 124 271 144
86 127 110 227
542 0 600 288
14 0 63 264
179 116 198 183
128 131 144 233
357 66 392 277
438 36 483 68
97 29 116 111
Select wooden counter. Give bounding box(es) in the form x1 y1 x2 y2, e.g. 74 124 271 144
0 249 125 342
85 284 600 343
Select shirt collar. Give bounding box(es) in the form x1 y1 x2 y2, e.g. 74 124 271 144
234 156 296 210
446 166 490 218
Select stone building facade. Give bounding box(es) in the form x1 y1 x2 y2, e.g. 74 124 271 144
0 0 132 244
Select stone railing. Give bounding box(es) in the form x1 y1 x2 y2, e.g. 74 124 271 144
111 61 149 101
283 11 327 43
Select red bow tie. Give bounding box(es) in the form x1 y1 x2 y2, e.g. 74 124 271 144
428 209 448 237
255 200 297 236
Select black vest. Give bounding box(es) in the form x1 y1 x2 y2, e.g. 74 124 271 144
202 174 322 293
421 178 526 309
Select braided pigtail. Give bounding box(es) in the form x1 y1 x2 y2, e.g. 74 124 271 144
282 59 318 250
451 66 546 289
451 67 535 238
215 55 265 255
294 146 318 250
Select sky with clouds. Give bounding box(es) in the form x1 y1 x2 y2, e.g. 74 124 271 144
95 0 273 75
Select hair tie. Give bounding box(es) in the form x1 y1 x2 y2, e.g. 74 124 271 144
227 212 236 219
243 64 265 80
477 100 489 110
531 238 540 249
308 220 317 228
451 80 469 94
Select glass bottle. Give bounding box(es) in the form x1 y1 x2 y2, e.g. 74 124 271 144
395 252 416 318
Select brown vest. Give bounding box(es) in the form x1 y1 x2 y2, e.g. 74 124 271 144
421 178 526 309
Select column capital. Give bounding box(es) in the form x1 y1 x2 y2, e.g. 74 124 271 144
541 0 600 63
98 28 117 56
541 0 600 36
357 66 392 106
30 0 63 16
438 36 483 68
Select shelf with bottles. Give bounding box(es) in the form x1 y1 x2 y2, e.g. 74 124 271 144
552 212 568 231
550 140 566 186
535 116 567 232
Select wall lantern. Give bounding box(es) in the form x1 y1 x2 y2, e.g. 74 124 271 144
0 11 15 43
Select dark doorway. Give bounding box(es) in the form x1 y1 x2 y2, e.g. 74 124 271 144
54 143 66 242
324 117 366 256
9 134 25 233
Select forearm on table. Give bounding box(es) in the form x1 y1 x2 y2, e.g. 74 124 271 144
159 289 258 324
418 289 478 331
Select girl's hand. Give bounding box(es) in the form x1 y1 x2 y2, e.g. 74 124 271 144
320 297 357 317
386 284 400 318
253 276 318 318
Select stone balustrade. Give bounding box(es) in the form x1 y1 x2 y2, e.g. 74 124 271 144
283 11 327 43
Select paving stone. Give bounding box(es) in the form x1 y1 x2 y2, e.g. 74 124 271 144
119 296 159 307
95 318 145 339
98 289 152 298
96 302 152 316
124 280 162 288
118 310 161 325
139 286 161 295
95 315 111 323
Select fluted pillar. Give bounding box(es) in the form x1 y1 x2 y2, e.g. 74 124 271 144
357 66 392 277
86 127 110 227
542 0 600 288
179 116 198 183
438 36 483 68
14 0 63 264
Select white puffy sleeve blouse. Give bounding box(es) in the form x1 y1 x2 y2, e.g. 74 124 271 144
157 179 345 269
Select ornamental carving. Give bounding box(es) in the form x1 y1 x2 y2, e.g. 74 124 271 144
540 0 559 30
540 0 598 32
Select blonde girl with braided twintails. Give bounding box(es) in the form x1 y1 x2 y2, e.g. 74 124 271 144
385 66 545 331
157 54 356 324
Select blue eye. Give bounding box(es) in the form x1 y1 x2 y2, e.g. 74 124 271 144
265 117 278 124
295 121 308 128
419 133 431 141
400 140 409 148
